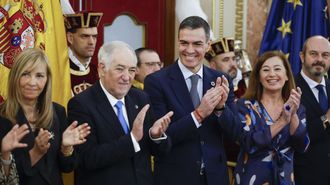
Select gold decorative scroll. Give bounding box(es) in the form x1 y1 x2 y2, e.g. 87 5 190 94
235 0 243 40
219 0 224 38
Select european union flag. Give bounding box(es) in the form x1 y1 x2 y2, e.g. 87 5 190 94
259 0 329 75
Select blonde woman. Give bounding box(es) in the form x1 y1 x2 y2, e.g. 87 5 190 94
0 48 90 185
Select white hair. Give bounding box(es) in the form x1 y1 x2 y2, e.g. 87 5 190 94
98 41 137 69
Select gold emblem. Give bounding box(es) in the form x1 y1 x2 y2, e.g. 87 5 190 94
73 82 92 95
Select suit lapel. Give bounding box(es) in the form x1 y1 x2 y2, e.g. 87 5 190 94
203 66 218 95
169 62 195 111
93 82 126 136
125 93 139 130
325 79 330 110
296 74 323 113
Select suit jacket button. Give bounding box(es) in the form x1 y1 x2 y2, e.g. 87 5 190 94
200 141 205 145
196 161 201 165
328 153 330 158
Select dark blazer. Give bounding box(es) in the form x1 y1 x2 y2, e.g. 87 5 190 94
294 74 330 185
68 81 167 185
0 103 75 185
144 62 242 185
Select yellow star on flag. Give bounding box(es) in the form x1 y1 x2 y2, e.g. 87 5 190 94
287 0 303 10
277 19 292 38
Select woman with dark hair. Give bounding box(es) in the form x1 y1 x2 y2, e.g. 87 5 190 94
0 48 90 185
234 51 310 185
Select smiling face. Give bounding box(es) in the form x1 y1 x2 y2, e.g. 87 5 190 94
259 56 288 94
178 28 210 73
99 47 137 99
19 62 48 103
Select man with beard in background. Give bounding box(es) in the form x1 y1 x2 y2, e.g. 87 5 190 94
294 35 330 185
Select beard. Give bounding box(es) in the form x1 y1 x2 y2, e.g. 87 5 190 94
311 61 326 76
228 68 238 79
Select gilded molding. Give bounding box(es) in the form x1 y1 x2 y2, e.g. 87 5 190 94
235 0 243 40
219 0 224 38
213 0 224 38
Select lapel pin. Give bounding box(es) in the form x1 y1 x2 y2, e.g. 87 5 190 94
211 81 215 87
135 105 139 109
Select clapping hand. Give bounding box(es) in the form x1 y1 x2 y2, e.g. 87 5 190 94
62 121 90 147
284 87 302 116
215 76 229 110
196 79 223 120
132 104 150 141
281 87 302 124
196 76 229 121
150 111 174 139
1 124 29 154
34 128 52 155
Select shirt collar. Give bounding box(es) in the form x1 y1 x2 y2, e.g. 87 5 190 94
69 48 91 71
177 58 203 80
99 80 125 107
300 70 326 88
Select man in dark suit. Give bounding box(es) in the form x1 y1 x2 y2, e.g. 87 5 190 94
144 16 242 185
294 35 330 185
67 41 173 185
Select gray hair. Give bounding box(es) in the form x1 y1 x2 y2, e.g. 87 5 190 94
98 41 137 69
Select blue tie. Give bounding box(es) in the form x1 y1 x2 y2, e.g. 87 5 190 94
316 84 328 113
190 74 200 108
114 101 129 134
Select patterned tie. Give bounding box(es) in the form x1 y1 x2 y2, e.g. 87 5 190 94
316 84 328 113
114 101 129 134
190 74 200 108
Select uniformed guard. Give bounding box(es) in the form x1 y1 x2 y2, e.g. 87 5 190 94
64 11 103 95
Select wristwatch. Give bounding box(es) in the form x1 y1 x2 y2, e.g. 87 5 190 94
320 114 330 128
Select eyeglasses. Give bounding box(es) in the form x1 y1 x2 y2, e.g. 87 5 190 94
140 62 163 68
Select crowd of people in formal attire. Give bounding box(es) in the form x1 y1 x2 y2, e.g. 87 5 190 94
0 15 329 185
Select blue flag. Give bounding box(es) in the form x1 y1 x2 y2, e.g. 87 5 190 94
259 0 329 75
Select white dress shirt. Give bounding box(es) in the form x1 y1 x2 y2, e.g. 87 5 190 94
178 59 203 128
301 71 327 102
99 80 140 152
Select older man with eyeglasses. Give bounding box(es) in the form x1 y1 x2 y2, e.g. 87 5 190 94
133 48 163 90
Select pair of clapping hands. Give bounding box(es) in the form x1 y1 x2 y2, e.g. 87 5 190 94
129 104 174 142
1 121 91 157
195 76 229 122
281 87 302 123
130 76 230 140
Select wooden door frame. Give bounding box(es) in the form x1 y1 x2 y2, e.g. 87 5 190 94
164 0 175 66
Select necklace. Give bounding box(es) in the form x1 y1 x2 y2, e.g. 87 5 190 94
274 110 283 122
260 101 283 123
29 121 37 132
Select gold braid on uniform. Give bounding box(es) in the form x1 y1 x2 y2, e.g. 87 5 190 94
70 67 91 76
